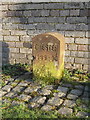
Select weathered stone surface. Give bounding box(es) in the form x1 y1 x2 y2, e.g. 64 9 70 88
75 38 88 44
11 101 21 106
57 86 69 93
62 83 73 88
8 78 14 82
32 32 65 80
5 92 17 98
4 36 19 42
39 89 51 96
18 82 28 87
81 98 90 103
25 78 33 83
63 100 76 108
43 85 54 90
41 104 54 111
28 103 40 108
58 107 73 115
47 97 63 106
30 96 46 105
2 85 12 92
82 91 89 98
70 10 79 16
79 104 88 111
10 82 18 87
84 86 90 92
53 91 66 98
24 86 40 94
18 94 31 101
4 80 8 84
67 94 78 100
2 99 10 104
70 89 83 96
56 24 76 31
75 84 84 90
60 10 69 16
2 91 7 96
12 86 25 93
44 3 63 9
76 111 89 118
1 72 90 116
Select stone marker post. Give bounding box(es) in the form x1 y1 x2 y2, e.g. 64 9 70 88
32 32 65 84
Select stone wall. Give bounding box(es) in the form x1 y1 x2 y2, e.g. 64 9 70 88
1 2 90 71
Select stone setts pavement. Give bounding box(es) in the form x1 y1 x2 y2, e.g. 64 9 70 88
1 72 90 118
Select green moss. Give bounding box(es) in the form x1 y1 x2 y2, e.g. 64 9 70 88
33 61 64 85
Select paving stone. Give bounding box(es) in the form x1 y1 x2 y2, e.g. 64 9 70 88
28 103 40 108
24 87 33 94
76 111 89 118
5 92 17 98
41 104 54 111
24 86 41 94
62 83 73 88
2 85 12 92
57 86 69 94
2 73 90 115
43 85 54 90
10 82 18 87
7 78 14 82
39 89 51 96
2 99 11 104
81 98 90 103
25 78 33 83
82 91 89 98
18 82 28 87
2 91 7 96
58 107 73 115
18 94 31 101
12 86 25 93
63 99 76 108
12 101 25 106
30 96 46 105
70 89 83 96
14 79 20 83
67 94 78 100
75 84 84 90
79 104 88 111
4 80 8 84
85 86 90 92
11 101 21 106
47 97 63 106
71 76 79 81
53 91 66 98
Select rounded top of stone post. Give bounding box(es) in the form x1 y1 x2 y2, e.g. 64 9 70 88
33 32 65 43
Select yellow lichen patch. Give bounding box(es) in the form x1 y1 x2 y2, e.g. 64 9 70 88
33 61 64 84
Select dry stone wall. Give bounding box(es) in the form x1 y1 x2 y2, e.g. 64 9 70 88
1 2 90 71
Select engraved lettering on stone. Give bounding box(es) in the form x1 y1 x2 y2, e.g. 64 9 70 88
34 43 57 52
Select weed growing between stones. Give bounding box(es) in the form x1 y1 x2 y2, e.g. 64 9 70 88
2 102 90 119
1 64 90 119
2 63 90 86
33 61 64 85
1 103 59 119
62 69 90 84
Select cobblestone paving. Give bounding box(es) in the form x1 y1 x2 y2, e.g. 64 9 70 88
1 72 90 118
